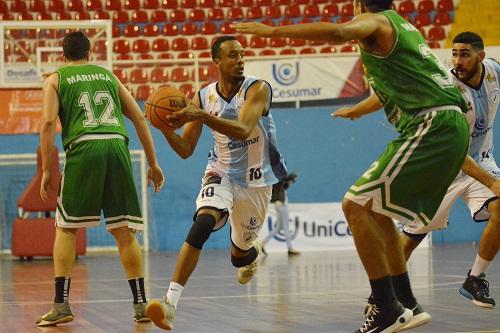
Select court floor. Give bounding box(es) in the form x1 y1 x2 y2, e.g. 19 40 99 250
0 243 498 333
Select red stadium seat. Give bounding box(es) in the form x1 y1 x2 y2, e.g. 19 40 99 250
87 0 102 10
428 41 441 49
220 21 235 34
151 67 169 83
304 4 320 18
124 0 141 10
289 38 305 47
398 0 416 14
113 39 131 54
113 11 129 24
434 12 451 25
320 46 337 54
54 11 71 19
437 0 454 12
428 26 446 41
136 85 153 100
115 53 134 67
17 12 34 20
418 0 435 13
170 9 186 23
112 25 121 37
137 53 154 67
414 13 432 28
36 12 53 20
199 51 212 58
133 39 150 53
208 8 225 21
124 24 141 37
151 10 167 23
200 0 215 8
280 48 296 55
285 4 301 19
157 52 174 66
244 50 255 57
238 0 254 7
235 35 248 48
189 9 205 22
322 4 339 17
340 44 358 53
0 0 8 14
256 0 272 5
337 15 352 23
265 6 281 19
113 69 128 84
259 49 276 56
280 19 293 26
177 51 194 59
181 22 198 35
182 0 197 8
67 0 84 12
228 8 244 21
163 23 179 36
293 0 308 4
105 0 121 10
192 37 209 50
171 67 189 82
0 12 14 20
178 83 195 99
143 0 160 9
300 47 316 54
172 37 189 51
31 0 46 12
341 2 354 16
250 36 267 49
143 24 161 37
48 0 66 13
270 37 287 48
94 10 110 19
196 65 218 81
152 38 170 52
201 22 217 35
132 10 149 23
246 7 263 20
75 11 91 19
162 0 178 9
219 0 234 7
130 68 148 84
274 0 288 5
11 0 27 13
93 40 108 54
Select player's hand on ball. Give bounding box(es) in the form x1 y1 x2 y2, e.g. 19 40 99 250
148 164 165 192
232 22 275 37
331 107 360 120
166 102 203 127
40 171 51 202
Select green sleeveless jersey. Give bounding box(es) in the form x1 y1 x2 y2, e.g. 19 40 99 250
57 64 128 149
360 10 467 131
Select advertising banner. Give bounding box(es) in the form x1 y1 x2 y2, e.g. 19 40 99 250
0 89 45 135
261 202 430 252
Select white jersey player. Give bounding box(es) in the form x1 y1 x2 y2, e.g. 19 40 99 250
146 36 287 331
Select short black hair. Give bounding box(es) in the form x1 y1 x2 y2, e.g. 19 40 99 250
453 32 484 51
211 35 237 61
62 31 90 61
361 0 393 12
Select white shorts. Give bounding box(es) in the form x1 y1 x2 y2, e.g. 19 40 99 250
195 171 272 251
404 160 500 235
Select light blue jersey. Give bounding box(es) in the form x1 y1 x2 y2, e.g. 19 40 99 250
452 58 500 165
198 76 287 188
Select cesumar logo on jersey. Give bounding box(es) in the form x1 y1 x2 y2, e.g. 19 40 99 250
472 116 491 138
272 63 299 86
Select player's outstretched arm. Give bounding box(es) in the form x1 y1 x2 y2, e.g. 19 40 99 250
462 155 500 196
118 80 164 192
39 73 59 202
167 81 269 141
233 13 380 43
331 93 383 120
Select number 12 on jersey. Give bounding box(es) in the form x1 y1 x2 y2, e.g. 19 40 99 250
80 91 119 127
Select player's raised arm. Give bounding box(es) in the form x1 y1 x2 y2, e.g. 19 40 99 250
332 93 383 120
118 79 164 192
39 73 60 202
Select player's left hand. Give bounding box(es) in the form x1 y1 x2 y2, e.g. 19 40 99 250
232 22 275 37
148 164 165 192
40 171 51 202
490 179 500 197
166 103 202 128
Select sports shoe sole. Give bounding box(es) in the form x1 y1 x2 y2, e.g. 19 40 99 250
36 315 74 327
459 288 495 309
394 311 432 332
146 300 173 330
134 317 151 323
380 308 413 333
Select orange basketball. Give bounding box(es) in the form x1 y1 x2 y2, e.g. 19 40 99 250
144 86 187 131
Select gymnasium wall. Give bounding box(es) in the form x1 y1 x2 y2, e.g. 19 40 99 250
0 104 492 250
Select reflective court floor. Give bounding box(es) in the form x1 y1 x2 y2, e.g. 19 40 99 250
0 244 498 333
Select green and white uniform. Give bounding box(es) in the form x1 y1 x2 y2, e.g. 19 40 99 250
55 64 143 230
344 10 470 227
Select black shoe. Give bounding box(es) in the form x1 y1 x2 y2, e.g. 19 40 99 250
364 294 375 316
393 303 431 332
459 271 495 308
355 303 412 333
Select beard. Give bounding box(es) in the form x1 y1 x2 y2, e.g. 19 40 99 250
455 58 481 83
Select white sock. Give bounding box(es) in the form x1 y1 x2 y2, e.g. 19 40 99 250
165 282 184 308
470 255 491 277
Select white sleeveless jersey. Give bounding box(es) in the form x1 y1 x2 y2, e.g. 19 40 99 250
451 58 500 165
198 76 287 188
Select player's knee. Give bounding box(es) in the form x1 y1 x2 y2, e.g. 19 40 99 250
488 199 500 223
231 247 257 268
185 214 217 250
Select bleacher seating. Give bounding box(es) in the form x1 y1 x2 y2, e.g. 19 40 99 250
2 0 457 99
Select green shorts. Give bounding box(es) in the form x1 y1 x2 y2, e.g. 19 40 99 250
345 109 469 228
55 136 143 230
